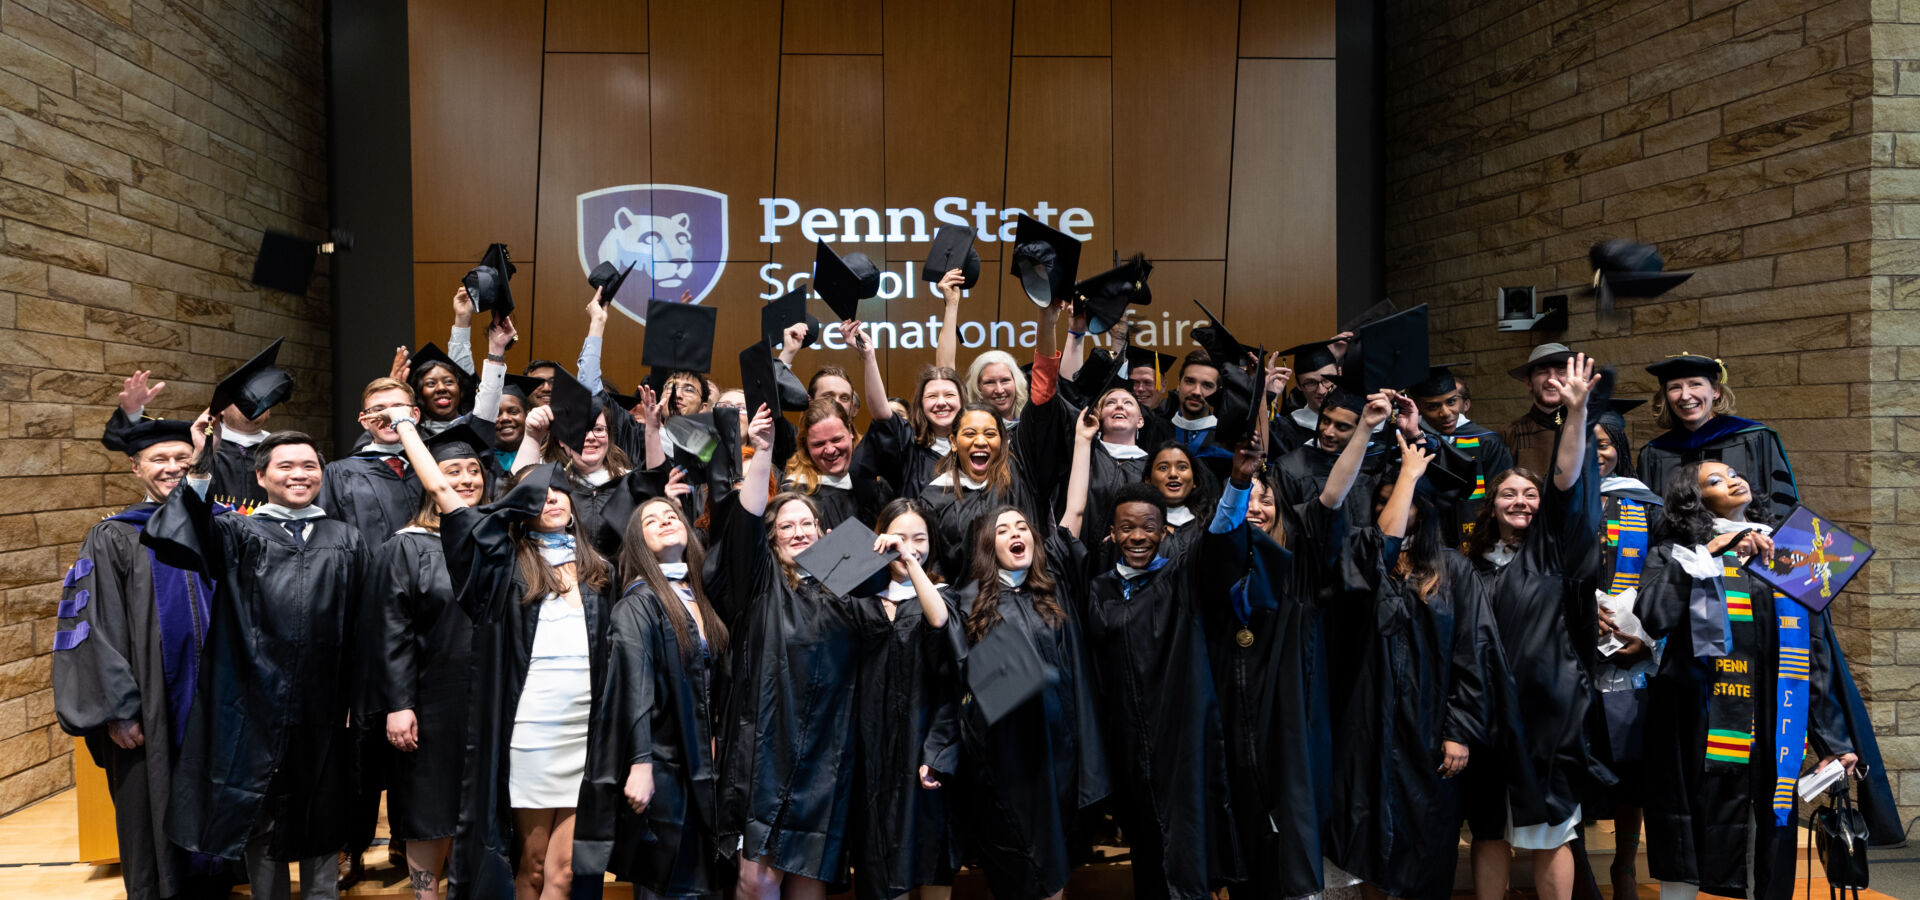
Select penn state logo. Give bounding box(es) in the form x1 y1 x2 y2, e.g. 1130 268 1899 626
577 185 729 324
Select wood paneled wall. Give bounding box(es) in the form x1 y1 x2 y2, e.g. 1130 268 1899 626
407 0 1340 395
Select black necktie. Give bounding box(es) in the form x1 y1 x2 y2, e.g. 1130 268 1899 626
279 519 306 548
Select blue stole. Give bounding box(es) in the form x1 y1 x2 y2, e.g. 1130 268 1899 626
1772 591 1812 824
1605 497 1650 595
105 506 215 754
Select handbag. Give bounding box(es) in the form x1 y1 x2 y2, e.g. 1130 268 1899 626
1811 778 1870 898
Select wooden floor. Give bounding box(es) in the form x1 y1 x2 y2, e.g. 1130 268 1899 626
0 788 1898 899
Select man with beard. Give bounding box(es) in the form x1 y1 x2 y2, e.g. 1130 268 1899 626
1499 343 1577 476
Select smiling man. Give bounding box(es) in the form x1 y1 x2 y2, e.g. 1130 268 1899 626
140 431 368 900
1409 365 1513 548
1274 389 1393 534
1499 343 1577 476
321 377 426 552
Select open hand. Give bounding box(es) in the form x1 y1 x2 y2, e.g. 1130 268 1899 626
1549 352 1596 411
1395 430 1433 478
746 404 775 453
119 370 166 416
388 346 410 383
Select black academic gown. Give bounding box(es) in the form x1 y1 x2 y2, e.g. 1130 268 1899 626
713 496 888 885
1267 406 1319 460
320 453 424 551
1637 416 1798 522
1328 535 1501 899
1198 502 1342 899
53 504 217 900
1426 420 1515 550
441 505 613 900
1017 388 1154 544
1633 543 1857 900
140 489 364 862
574 579 727 899
106 410 267 509
849 583 962 900
1081 527 1245 899
374 527 473 841
866 414 947 504
930 527 1111 900
1276 441 1383 536
782 430 894 529
1463 454 1605 836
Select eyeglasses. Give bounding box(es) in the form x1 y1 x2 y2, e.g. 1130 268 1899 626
773 520 816 535
364 403 411 415
586 426 608 437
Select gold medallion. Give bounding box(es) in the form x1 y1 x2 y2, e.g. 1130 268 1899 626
1235 627 1254 648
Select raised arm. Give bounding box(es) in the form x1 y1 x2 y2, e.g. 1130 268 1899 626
577 289 609 393
471 315 516 423
1379 432 1431 539
1322 392 1390 509
1060 407 1100 539
512 405 551 476
740 404 776 517
851 320 893 421
393 415 470 514
1548 353 1595 492
1058 301 1090 383
1037 298 1064 363
449 286 476 374
636 384 666 470
933 269 963 370
876 532 948 628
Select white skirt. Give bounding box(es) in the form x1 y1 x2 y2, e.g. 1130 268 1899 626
1506 802 1581 850
508 736 587 809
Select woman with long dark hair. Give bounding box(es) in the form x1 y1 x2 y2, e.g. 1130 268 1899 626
379 420 493 899
1631 460 1876 900
1140 441 1219 556
929 503 1108 900
439 460 614 900
916 403 1049 580
716 406 888 900
573 495 731 898
511 379 668 561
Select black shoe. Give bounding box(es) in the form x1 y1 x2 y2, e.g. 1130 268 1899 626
338 851 366 890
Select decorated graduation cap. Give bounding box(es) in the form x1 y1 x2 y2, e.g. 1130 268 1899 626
922 225 982 290
1124 346 1179 392
812 240 881 321
425 421 489 462
586 260 637 308
796 517 899 597
968 611 1053 725
661 413 722 473
1645 353 1726 386
210 338 295 420
103 417 194 455
546 367 599 456
1072 253 1153 335
250 229 349 295
1008 215 1082 307
1590 239 1691 314
1335 304 1429 395
761 287 822 350
1408 363 1467 399
642 299 717 376
463 243 517 318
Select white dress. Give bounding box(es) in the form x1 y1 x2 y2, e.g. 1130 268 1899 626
508 594 592 809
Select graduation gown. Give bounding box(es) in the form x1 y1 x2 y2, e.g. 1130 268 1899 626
1275 441 1383 536
106 409 267 509
1017 388 1154 545
1632 543 1861 899
574 579 727 898
782 427 895 529
320 453 424 551
1637 416 1798 522
867 415 947 503
1328 534 1501 899
53 504 216 900
917 407 1052 580
1425 421 1514 550
713 497 888 884
1463 453 1605 835
849 584 962 900
1267 406 1318 459
1197 502 1342 900
140 489 364 861
441 505 613 900
1081 529 1245 898
1498 407 1565 478
930 526 1110 900
375 527 473 841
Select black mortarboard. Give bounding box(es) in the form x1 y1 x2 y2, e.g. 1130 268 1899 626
1335 304 1429 395
812 241 881 321
1407 363 1464 398
488 461 561 520
922 225 982 290
250 229 345 295
587 260 636 308
547 367 597 455
739 340 791 419
1067 347 1131 404
1645 354 1725 385
641 300 717 375
425 422 488 463
1590 239 1692 312
661 413 722 473
1123 346 1179 389
209 338 295 420
761 287 822 349
1341 299 1400 334
463 243 517 318
1278 339 1339 374
1008 215 1082 307
502 373 545 403
1210 346 1266 449
606 390 643 417
1072 253 1153 335
407 341 474 388
1422 435 1476 496
1325 389 1368 416
967 619 1053 726
1596 397 1647 430
795 517 898 597
104 418 194 455
1191 300 1254 370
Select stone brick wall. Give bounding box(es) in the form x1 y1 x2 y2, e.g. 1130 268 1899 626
0 0 329 816
1382 0 1920 818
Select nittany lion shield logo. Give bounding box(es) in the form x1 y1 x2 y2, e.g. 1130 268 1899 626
577 185 729 324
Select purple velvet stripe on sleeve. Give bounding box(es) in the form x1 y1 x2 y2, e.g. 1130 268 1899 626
63 558 93 586
52 621 90 651
56 589 89 618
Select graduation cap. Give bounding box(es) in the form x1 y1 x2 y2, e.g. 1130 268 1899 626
1341 299 1400 334
661 413 722 472
462 243 517 318
812 240 881 321
1277 339 1339 375
605 390 644 417
502 373 546 403
103 417 194 455
586 260 637 308
1123 346 1179 393
1072 253 1153 335
1596 397 1647 430
209 338 295 420
425 421 489 463
1067 347 1131 404
547 367 598 455
1008 215 1082 307
488 461 562 520
249 229 350 295
1407 363 1466 399
1210 345 1267 449
1324 388 1369 416
967 619 1053 726
642 299 717 376
1590 239 1692 314
1421 435 1476 496
738 340 793 419
795 517 898 597
1190 300 1255 370
407 342 475 392
1645 353 1726 385
761 287 822 349
922 225 982 290
1334 304 1429 395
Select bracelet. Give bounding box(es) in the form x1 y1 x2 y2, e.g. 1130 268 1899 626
486 352 506 362
1067 329 1086 338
